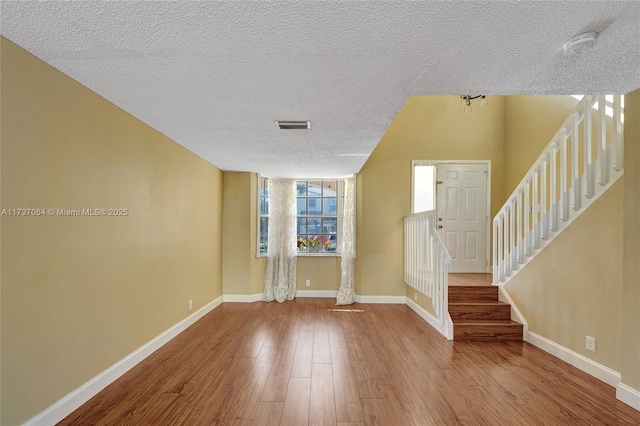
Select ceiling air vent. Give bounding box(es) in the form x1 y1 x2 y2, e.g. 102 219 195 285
276 121 310 130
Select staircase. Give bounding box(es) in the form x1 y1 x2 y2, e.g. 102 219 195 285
405 95 623 341
448 285 523 341
493 95 624 285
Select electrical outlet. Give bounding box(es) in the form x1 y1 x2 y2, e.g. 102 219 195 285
189 299 193 310
414 292 418 302
586 336 596 352
305 279 311 287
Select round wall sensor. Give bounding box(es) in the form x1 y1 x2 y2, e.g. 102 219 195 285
563 32 598 56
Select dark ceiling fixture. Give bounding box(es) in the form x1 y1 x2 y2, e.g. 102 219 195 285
460 95 487 112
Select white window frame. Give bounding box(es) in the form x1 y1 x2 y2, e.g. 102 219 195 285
257 176 270 257
256 176 344 257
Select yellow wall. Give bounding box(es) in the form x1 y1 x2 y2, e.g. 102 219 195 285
356 96 506 296
1 38 223 425
622 89 640 391
504 180 623 371
222 172 266 295
405 284 435 315
297 256 341 291
504 96 579 196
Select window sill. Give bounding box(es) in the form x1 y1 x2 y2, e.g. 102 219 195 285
256 253 342 258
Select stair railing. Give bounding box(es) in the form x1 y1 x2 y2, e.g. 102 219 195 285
404 210 453 336
493 95 624 284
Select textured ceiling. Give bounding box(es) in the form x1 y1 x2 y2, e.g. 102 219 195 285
2 1 639 178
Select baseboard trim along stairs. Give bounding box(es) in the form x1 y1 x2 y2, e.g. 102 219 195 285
449 285 523 341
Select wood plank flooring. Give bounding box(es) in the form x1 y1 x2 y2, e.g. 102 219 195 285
59 298 640 425
448 273 493 287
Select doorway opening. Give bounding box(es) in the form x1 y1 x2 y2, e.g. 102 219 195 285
412 160 491 273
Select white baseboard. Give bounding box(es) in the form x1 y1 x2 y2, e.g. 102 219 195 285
222 292 401 303
355 295 405 304
222 293 262 303
296 290 338 298
24 296 224 426
525 331 621 387
617 383 640 412
497 285 528 339
405 297 450 339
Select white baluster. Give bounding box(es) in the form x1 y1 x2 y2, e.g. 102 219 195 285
517 189 524 263
497 214 504 282
524 179 531 256
503 211 509 277
406 218 410 285
598 95 609 186
510 197 517 271
550 142 559 232
584 97 595 199
505 206 512 276
410 218 414 288
491 219 500 283
541 155 549 241
572 113 581 211
404 218 407 283
613 95 623 172
561 129 570 221
532 167 540 250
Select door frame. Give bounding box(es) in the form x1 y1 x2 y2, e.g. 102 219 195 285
411 159 492 273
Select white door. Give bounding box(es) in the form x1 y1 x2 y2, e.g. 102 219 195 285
436 163 488 273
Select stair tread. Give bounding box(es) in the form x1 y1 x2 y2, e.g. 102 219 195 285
449 285 497 288
448 286 499 303
449 302 509 306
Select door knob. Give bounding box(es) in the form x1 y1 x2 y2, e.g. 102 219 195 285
438 217 443 221
438 225 443 229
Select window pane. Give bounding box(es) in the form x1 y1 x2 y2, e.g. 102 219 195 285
308 197 321 215
297 182 307 196
413 165 435 213
260 197 269 215
323 217 337 234
297 198 307 215
322 181 337 196
297 235 308 252
308 181 322 197
297 217 307 234
326 235 337 252
323 197 337 215
307 217 321 234
259 217 269 254
308 235 322 253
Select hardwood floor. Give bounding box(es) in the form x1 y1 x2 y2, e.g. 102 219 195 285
448 273 493 287
59 298 640 425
